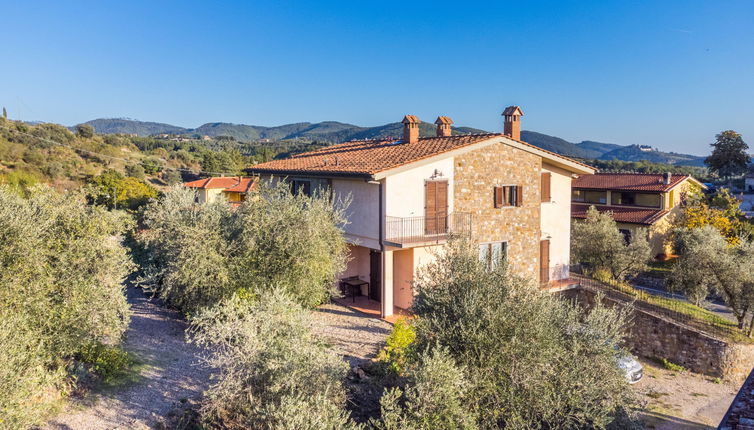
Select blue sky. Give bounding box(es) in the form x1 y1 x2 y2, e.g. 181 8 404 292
1 1 752 155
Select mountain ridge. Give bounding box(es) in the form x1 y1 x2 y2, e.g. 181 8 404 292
78 118 706 166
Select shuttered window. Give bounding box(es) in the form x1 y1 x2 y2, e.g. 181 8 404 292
479 242 508 270
541 172 551 202
494 185 522 207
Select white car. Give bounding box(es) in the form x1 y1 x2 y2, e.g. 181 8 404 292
617 352 644 384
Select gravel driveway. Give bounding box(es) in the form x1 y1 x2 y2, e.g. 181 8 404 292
43 286 212 430
636 360 739 429
313 303 393 367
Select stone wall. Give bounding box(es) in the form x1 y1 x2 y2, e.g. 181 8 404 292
454 141 542 280
563 287 754 382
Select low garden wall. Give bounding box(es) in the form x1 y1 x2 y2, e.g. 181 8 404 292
562 286 754 382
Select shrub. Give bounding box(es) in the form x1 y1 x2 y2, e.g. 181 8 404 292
376 318 416 375
659 358 686 373
0 186 132 428
189 290 358 429
76 343 134 383
374 348 477 430
409 239 639 429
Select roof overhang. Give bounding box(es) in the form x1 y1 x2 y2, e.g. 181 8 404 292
248 135 594 181
372 135 594 180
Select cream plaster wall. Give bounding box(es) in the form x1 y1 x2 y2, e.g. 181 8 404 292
393 249 414 310
331 178 381 249
540 163 574 280
384 158 455 218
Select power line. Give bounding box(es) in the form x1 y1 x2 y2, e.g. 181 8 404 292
0 124 255 177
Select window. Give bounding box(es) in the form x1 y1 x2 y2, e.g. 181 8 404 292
613 192 660 208
292 179 312 197
619 229 632 244
572 189 607 204
494 185 521 208
479 242 508 270
541 172 551 202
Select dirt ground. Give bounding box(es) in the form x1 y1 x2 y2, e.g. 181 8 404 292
43 286 212 430
635 360 740 429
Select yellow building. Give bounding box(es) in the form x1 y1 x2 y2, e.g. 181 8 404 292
183 176 257 204
571 173 705 258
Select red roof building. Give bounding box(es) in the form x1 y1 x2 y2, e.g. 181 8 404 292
183 176 257 204
571 172 705 257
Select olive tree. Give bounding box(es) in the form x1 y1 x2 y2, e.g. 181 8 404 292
0 186 132 428
670 226 754 332
137 181 349 314
374 348 477 430
189 290 360 430
572 206 651 280
408 239 639 429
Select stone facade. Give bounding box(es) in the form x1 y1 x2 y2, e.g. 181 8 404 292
564 287 754 382
454 141 542 280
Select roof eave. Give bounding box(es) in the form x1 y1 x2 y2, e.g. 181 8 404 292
247 168 375 180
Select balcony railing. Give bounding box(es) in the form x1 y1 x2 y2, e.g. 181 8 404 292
385 212 472 246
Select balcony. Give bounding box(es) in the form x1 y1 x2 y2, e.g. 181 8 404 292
384 212 472 247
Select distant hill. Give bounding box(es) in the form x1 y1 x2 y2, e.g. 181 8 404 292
597 145 706 166
81 118 187 135
520 131 600 158
77 118 706 166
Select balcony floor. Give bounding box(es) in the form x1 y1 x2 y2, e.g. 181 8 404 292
332 295 412 324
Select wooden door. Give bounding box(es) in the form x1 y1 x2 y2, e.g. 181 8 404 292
539 239 550 284
425 180 448 234
369 250 381 302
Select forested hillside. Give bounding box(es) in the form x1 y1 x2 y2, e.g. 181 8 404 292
80 117 707 166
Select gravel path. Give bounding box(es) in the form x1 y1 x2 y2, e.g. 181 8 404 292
313 303 393 367
43 286 212 430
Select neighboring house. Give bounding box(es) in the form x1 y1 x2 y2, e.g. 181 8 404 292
249 107 594 318
183 176 257 204
571 173 706 258
745 173 754 192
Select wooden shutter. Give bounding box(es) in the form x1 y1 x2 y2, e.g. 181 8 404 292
436 180 448 232
515 185 523 207
539 239 550 284
425 181 437 233
541 172 551 202
494 186 503 208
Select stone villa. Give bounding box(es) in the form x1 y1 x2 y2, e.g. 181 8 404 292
247 107 594 318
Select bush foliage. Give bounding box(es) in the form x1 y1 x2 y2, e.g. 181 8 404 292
405 239 639 429
137 182 349 314
0 186 132 428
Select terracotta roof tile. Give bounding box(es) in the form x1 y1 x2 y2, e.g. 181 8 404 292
248 133 593 178
574 173 690 192
434 116 453 125
184 176 257 192
248 134 499 177
571 203 668 225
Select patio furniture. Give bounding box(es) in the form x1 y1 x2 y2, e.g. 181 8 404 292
340 277 369 303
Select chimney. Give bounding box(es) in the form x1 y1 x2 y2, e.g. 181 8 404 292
434 116 453 137
663 172 672 185
402 115 420 143
502 106 523 141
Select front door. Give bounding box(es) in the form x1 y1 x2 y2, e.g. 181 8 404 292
425 180 448 234
539 239 550 284
369 250 381 302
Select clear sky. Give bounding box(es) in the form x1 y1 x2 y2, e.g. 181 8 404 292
1 0 752 155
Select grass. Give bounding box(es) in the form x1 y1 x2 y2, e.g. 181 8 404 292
603 280 754 343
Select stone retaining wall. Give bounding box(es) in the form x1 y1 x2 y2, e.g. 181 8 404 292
562 287 754 382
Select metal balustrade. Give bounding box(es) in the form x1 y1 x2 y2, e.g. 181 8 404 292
385 212 472 245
